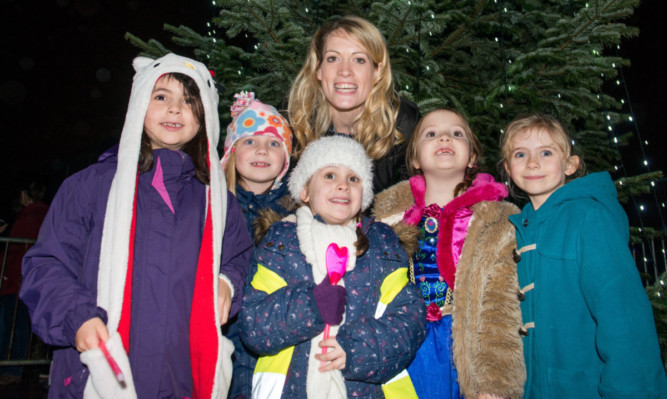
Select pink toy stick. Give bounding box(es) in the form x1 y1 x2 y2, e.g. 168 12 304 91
99 339 126 384
322 244 348 356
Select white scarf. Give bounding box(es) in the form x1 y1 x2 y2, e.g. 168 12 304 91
296 206 357 399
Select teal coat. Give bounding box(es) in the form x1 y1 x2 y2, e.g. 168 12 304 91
510 172 666 398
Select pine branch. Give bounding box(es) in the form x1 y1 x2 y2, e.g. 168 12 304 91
431 0 485 57
123 32 171 58
616 172 664 203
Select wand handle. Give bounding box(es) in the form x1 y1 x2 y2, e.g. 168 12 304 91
322 324 331 355
321 273 340 356
99 339 126 383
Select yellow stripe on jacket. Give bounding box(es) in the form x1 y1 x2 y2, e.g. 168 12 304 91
250 264 294 399
375 268 418 399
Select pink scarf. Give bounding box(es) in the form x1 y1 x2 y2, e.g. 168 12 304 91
403 173 507 289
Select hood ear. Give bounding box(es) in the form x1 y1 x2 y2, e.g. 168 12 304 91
132 56 154 73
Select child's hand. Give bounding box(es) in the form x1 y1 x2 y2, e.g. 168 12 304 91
75 317 109 352
478 394 504 399
315 336 346 372
313 277 347 325
218 277 232 325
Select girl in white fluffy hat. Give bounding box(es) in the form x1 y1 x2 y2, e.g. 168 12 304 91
20 54 252 398
238 135 425 398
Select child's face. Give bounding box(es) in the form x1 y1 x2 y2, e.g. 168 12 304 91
300 165 362 226
144 76 201 151
505 128 579 210
235 134 286 194
412 110 474 178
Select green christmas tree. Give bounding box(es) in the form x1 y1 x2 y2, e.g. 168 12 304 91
126 0 639 170
125 0 662 222
126 0 665 361
124 0 665 230
126 0 661 212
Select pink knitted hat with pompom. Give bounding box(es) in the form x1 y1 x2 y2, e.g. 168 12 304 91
221 92 293 189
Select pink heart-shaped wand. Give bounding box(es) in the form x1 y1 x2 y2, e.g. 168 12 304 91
322 243 348 357
325 243 348 285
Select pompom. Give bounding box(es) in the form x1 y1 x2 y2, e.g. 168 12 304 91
230 91 255 118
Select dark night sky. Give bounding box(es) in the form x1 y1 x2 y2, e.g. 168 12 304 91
0 0 214 214
1 0 665 223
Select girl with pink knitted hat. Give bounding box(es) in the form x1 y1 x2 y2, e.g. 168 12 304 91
221 92 293 240
221 92 293 399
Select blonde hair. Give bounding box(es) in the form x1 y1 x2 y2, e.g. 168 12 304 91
287 15 401 159
223 148 239 195
499 114 585 196
405 108 483 197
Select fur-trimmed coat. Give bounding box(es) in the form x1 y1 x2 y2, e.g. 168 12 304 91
373 178 526 399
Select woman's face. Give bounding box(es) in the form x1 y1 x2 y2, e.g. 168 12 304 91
316 30 380 118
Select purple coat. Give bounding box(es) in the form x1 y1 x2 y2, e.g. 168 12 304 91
20 149 252 398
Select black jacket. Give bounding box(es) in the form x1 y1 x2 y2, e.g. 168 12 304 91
370 98 421 193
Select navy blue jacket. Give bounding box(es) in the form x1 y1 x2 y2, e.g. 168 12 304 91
239 216 426 398
235 183 289 241
228 182 290 398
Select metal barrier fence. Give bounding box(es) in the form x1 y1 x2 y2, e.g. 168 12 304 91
0 237 52 368
1 235 663 371
633 237 667 286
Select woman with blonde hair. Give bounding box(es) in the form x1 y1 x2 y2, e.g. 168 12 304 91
288 15 420 193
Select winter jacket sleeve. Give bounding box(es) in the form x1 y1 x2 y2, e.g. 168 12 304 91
336 222 426 384
579 203 667 398
452 201 525 398
239 223 324 355
220 191 253 318
20 171 108 348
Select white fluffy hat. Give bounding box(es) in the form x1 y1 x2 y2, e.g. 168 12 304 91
288 135 374 210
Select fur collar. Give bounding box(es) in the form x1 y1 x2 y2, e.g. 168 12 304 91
374 174 507 220
373 174 508 288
